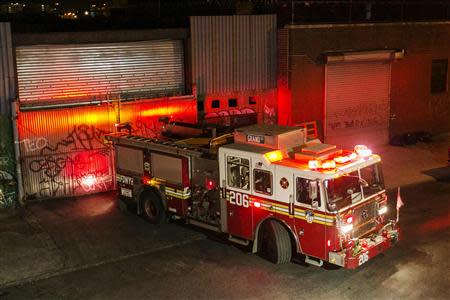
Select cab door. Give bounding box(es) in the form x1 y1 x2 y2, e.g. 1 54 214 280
294 176 327 260
272 167 296 228
224 154 253 239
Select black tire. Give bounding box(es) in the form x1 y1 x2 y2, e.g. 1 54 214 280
141 190 166 224
258 220 292 264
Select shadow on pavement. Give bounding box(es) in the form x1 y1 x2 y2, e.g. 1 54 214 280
422 167 450 182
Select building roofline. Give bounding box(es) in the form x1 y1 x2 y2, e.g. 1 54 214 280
285 21 450 29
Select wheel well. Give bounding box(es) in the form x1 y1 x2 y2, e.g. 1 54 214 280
252 217 298 254
138 186 165 215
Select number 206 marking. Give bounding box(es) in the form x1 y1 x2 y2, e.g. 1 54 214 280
229 191 250 208
358 252 369 266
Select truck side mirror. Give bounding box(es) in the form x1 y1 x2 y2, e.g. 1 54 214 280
308 181 317 201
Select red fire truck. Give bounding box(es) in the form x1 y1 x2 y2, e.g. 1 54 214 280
106 124 400 269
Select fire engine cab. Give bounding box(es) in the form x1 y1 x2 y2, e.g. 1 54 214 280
106 124 400 269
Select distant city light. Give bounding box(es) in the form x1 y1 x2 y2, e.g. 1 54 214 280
84 11 89 16
61 12 78 19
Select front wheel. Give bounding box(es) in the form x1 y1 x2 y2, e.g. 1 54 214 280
141 190 166 224
258 220 292 264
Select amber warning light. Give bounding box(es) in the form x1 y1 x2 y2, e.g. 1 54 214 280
264 150 283 163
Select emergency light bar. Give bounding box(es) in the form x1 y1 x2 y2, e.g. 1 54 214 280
307 145 373 171
308 159 336 170
354 145 372 157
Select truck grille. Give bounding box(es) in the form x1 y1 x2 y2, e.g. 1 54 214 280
352 200 377 238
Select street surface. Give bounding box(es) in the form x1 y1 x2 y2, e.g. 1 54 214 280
1 179 449 299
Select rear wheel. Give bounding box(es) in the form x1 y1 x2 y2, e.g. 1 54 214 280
141 190 165 224
258 220 292 264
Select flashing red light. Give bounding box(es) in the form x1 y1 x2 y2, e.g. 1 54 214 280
206 179 216 190
253 201 261 208
81 175 96 187
327 239 331 247
361 239 368 248
346 216 353 224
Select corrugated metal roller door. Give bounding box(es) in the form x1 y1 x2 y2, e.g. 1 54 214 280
190 15 277 95
325 60 391 147
16 40 185 103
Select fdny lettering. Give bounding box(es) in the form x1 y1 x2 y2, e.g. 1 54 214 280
229 191 250 208
117 174 134 185
247 134 264 144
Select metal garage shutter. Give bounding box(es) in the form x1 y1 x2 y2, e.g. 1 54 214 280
16 40 185 103
325 59 391 147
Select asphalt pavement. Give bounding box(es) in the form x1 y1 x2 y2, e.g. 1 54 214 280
0 134 448 298
1 180 449 300
0 192 204 289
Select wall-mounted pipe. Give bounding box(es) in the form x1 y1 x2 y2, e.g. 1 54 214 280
11 101 24 205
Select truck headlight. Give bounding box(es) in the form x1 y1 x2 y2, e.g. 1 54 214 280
378 206 388 215
340 224 353 234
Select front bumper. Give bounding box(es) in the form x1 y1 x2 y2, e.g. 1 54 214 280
329 222 401 269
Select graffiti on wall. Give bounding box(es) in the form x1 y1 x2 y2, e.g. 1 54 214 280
18 97 197 200
263 104 277 125
131 119 160 138
0 116 17 208
23 124 113 199
327 103 389 133
204 108 257 128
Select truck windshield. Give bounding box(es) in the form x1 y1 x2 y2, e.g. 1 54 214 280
360 162 384 198
324 171 362 211
324 163 384 211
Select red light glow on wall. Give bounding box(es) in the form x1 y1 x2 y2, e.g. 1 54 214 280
17 97 197 199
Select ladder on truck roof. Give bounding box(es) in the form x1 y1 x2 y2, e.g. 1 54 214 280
106 134 210 157
106 133 234 157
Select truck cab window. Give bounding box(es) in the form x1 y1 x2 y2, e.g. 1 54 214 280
296 177 320 206
360 163 384 198
227 156 250 190
254 169 272 195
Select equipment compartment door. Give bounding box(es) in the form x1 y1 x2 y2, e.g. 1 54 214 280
224 155 253 239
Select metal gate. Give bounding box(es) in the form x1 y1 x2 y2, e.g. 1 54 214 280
325 54 392 147
16 40 185 103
